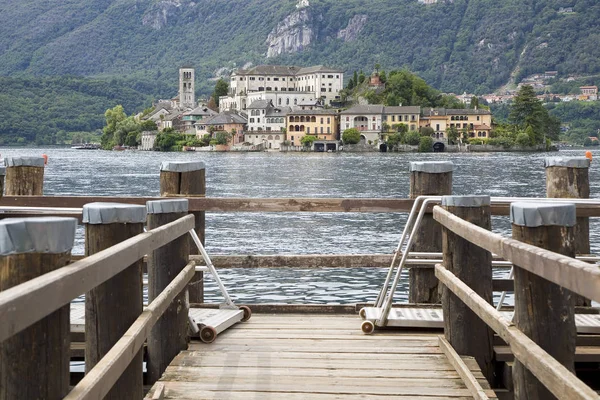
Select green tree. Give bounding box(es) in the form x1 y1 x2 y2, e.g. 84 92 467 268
212 78 229 108
353 71 358 86
301 135 317 147
418 136 433 152
404 131 421 145
141 120 158 131
155 131 179 151
386 132 402 150
214 131 231 145
470 96 480 109
101 105 127 148
342 128 361 144
509 85 547 143
347 78 355 90
584 137 593 147
419 126 435 137
447 126 459 144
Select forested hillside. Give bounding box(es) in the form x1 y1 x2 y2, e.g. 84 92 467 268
1 0 599 94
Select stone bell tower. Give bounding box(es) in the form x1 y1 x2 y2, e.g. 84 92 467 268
179 66 195 109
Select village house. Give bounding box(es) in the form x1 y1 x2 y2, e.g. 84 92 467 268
286 109 339 149
420 108 492 140
246 100 290 132
579 86 598 101
339 105 385 144
220 65 344 111
194 112 247 146
181 105 217 134
382 106 421 132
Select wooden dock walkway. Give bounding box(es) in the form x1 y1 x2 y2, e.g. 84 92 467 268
146 314 497 399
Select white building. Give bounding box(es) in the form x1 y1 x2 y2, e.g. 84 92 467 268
246 100 290 132
220 65 344 111
179 67 195 109
339 105 385 143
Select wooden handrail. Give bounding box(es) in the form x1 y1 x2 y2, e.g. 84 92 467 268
0 214 194 343
433 206 600 302
65 261 196 400
4 195 600 215
435 265 599 400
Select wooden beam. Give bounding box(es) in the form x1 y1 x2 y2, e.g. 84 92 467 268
438 336 490 400
0 215 194 343
435 265 598 400
433 206 600 303
64 262 195 400
190 254 393 268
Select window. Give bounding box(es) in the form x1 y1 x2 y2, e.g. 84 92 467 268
322 75 325 78
274 78 279 81
321 88 326 92
278 98 282 105
328 75 333 78
257 118 260 123
320 127 323 134
436 124 440 131
286 98 290 105
327 117 330 124
383 116 387 121
327 127 330 134
391 116 395 122
291 136 294 140
411 115 415 121
329 88 332 92
346 117 349 121
259 77 264 81
477 116 480 121
320 118 323 124
307 127 310 134
372 116 376 121
250 118 254 123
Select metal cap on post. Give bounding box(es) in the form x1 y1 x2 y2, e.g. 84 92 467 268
0 217 77 399
510 201 577 399
82 202 147 224
4 156 46 196
147 199 189 214
510 202 576 228
441 195 490 208
0 217 77 254
409 161 454 174
408 161 453 304
160 161 206 173
544 157 590 169
83 202 146 399
4 156 46 168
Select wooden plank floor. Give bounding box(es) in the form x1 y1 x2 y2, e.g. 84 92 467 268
147 314 497 399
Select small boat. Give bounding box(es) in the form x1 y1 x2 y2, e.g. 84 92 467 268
71 143 100 150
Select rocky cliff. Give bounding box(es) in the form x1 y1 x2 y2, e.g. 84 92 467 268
266 8 314 58
337 15 367 42
142 0 186 30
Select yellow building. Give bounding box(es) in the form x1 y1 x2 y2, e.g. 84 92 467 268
382 106 420 132
286 110 339 146
420 108 492 140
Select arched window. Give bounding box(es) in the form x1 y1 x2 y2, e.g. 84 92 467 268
300 125 305 132
278 98 282 105
275 135 280 140
295 125 300 131
286 98 290 105
268 135 273 140
289 125 294 131
311 116 316 123
300 116 305 122
294 99 298 105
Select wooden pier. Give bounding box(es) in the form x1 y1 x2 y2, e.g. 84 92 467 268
1 157 600 400
146 313 496 399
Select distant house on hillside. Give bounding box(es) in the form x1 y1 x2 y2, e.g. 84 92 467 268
580 86 598 101
194 112 247 145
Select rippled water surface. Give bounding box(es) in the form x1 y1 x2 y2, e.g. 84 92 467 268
3 148 599 304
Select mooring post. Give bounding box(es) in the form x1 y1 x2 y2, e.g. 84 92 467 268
0 217 76 399
4 156 45 195
441 195 494 383
408 161 453 303
146 199 191 384
83 202 146 399
545 156 591 306
0 166 5 199
510 202 577 400
160 161 205 304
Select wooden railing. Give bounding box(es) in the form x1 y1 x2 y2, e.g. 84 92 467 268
433 205 600 400
0 214 195 399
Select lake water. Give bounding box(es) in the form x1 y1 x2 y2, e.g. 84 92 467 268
2 147 599 305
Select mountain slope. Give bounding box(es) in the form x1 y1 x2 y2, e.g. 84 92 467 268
0 0 599 94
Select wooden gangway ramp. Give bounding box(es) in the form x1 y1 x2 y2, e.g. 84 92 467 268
147 313 497 399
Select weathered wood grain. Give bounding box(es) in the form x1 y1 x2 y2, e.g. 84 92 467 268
147 211 190 384
5 166 44 196
0 215 194 343
433 206 600 303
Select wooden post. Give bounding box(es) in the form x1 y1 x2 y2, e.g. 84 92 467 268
510 202 577 400
146 199 190 384
0 166 5 199
4 156 45 195
160 161 205 304
83 202 147 399
545 156 591 306
441 195 494 383
409 161 453 303
0 217 77 400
